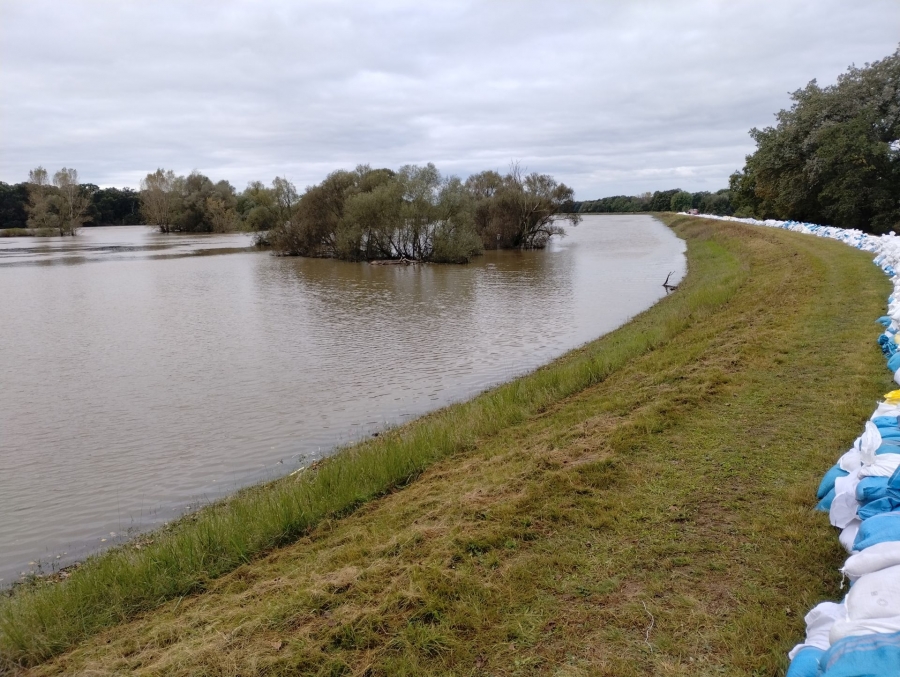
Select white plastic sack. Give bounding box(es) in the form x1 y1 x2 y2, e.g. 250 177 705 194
839 449 861 473
845 564 900 620
873 403 900 420
859 454 900 478
843 541 900 582
839 519 862 554
831 470 862 529
829 615 900 643
857 422 882 467
788 602 846 659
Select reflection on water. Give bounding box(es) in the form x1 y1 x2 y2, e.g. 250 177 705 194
0 216 684 583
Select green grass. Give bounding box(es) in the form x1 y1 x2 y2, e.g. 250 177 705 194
2 214 891 675
0 229 34 237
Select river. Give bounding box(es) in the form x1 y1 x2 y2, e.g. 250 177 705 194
0 215 685 583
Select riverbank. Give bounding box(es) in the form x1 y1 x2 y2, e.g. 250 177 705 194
1 214 890 675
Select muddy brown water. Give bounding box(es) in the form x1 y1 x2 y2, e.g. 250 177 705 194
0 215 684 583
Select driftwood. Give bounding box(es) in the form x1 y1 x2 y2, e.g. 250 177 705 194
369 257 420 266
663 271 678 293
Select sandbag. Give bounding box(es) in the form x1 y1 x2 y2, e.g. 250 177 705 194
788 602 845 660
858 453 900 478
831 471 862 529
845 564 900 620
820 629 900 676
785 647 823 677
839 449 861 471
853 513 900 551
817 488 836 512
875 440 900 454
843 542 900 582
858 497 900 520
856 477 890 504
873 415 900 428
819 465 850 500
830 616 900 644
857 422 882 467
840 519 862 554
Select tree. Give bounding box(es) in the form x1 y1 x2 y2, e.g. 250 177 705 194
140 169 181 233
52 167 93 235
670 191 693 212
25 166 59 232
730 47 900 233
0 182 29 229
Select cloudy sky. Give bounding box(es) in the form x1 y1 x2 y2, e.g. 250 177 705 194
1 0 897 198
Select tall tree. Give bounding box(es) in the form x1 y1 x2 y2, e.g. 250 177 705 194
52 167 93 236
25 166 63 232
140 169 180 233
731 47 900 232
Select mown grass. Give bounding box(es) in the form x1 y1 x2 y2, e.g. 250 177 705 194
3 215 891 675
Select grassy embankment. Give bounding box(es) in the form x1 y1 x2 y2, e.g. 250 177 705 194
1 215 891 676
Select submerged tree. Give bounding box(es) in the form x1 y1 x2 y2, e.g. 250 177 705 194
140 169 181 233
53 168 94 236
268 164 485 263
25 166 58 232
467 164 580 249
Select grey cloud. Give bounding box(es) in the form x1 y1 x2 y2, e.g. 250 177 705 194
1 0 897 197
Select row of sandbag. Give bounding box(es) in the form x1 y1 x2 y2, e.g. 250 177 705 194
682 212 900 676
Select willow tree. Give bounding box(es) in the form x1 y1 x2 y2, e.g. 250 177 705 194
53 168 93 236
140 169 181 233
25 166 57 232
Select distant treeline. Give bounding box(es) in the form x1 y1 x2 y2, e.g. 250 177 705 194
0 181 140 230
564 188 733 216
730 47 899 233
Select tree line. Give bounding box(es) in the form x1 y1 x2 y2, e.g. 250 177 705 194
0 163 578 263
0 172 141 235
729 47 899 233
564 188 734 216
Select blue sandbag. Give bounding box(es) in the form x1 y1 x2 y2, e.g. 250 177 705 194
857 496 900 520
857 477 890 504
786 646 823 677
879 428 900 440
816 488 836 512
889 353 900 372
873 415 900 428
853 512 900 550
878 316 893 327
819 629 900 676
818 465 850 500
876 439 900 454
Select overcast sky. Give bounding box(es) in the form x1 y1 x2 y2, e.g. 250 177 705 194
1 1 897 198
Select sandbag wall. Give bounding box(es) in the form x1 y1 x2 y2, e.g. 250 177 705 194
684 212 900 676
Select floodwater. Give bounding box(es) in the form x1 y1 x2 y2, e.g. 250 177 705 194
0 215 685 583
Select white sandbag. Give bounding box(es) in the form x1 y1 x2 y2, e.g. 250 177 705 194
831 470 862 529
829 614 900 643
859 453 900 478
873 403 900 420
857 422 882 467
894 369 900 387
839 449 861 472
845 564 900 620
843 541 900 582
788 602 846 659
839 519 862 554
